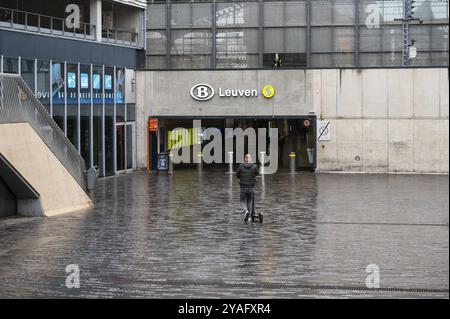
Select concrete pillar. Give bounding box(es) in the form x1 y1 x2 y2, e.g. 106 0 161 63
90 0 102 42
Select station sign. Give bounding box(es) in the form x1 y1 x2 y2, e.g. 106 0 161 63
190 83 275 101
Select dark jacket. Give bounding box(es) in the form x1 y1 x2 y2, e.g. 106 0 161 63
236 163 259 187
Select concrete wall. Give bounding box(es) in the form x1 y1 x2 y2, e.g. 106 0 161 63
0 122 92 216
139 70 313 117
136 68 449 174
313 68 449 173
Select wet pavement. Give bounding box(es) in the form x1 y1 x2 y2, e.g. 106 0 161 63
0 170 448 298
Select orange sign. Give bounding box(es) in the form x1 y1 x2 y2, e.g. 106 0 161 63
148 118 158 132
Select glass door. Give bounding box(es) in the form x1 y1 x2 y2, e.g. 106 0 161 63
116 123 125 172
126 123 135 170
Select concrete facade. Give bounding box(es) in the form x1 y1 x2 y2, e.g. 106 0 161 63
136 68 449 174
313 68 449 174
0 123 92 216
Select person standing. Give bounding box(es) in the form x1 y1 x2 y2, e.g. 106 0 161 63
236 154 259 222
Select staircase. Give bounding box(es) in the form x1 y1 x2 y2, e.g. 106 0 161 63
0 74 92 216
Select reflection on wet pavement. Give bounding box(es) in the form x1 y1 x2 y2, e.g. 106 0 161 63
0 171 448 298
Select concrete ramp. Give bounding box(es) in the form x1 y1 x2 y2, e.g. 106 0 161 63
1 74 93 217
0 123 92 216
0 152 42 217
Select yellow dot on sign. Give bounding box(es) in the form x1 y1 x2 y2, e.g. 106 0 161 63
262 85 275 99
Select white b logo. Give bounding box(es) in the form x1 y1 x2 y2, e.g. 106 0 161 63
190 84 214 101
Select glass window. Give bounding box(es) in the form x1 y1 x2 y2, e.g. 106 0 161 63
104 104 115 176
67 104 79 149
116 68 125 104
92 65 103 105
116 104 125 122
146 30 167 55
20 59 35 92
66 63 78 149
263 1 306 27
92 65 103 176
126 103 136 122
311 0 355 26
3 57 18 74
146 55 167 69
80 103 91 168
171 29 212 55
358 0 404 25
429 51 449 66
264 28 306 53
263 27 306 67
359 26 403 53
51 62 65 131
104 67 114 104
171 55 212 69
171 2 212 28
310 53 355 67
216 28 259 68
311 27 355 53
126 124 133 170
147 3 166 29
36 60 50 113
359 52 402 67
66 63 78 105
216 1 259 28
79 64 91 105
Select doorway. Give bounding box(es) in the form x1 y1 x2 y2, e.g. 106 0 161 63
116 122 136 173
149 117 316 172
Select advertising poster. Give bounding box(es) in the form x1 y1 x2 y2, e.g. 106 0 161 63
116 68 125 104
80 65 91 104
51 62 65 105
104 67 114 104
92 66 103 104
66 64 78 104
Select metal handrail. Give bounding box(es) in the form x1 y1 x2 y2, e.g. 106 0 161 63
0 6 142 47
0 74 88 193
0 6 95 40
102 26 139 45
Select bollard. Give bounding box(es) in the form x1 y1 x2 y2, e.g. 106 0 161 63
169 152 174 174
197 152 203 173
307 148 314 165
259 151 265 175
228 151 234 174
289 152 296 174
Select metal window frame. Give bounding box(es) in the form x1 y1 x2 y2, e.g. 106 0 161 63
145 0 449 69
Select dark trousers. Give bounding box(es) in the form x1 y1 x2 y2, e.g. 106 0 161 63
240 186 254 213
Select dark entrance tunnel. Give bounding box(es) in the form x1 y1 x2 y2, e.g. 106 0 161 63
149 117 316 172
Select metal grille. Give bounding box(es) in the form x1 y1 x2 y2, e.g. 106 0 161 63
0 74 87 193
146 0 450 69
